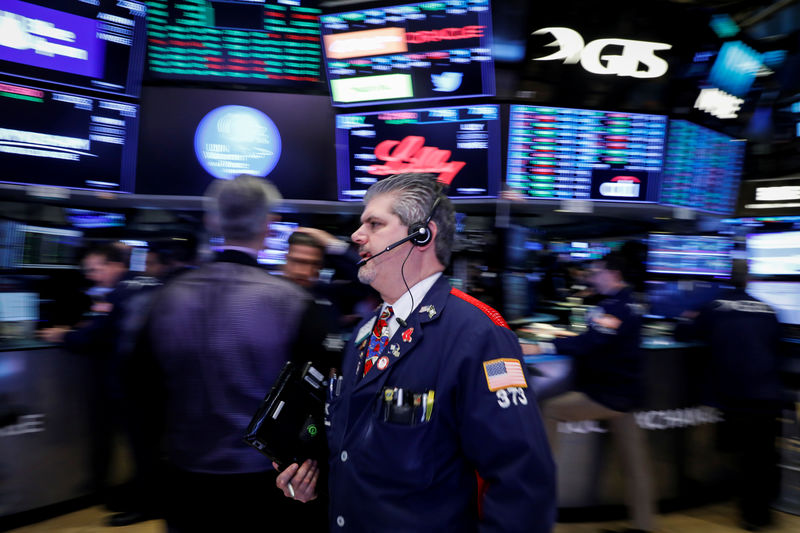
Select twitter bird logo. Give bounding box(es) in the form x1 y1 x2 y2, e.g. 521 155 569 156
431 72 463 92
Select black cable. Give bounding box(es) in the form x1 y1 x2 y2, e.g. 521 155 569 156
399 243 415 326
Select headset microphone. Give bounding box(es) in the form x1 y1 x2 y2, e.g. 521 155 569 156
355 227 428 267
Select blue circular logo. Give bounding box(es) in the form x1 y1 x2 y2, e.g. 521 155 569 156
194 105 281 180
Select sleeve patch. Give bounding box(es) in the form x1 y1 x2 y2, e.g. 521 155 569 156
483 358 528 391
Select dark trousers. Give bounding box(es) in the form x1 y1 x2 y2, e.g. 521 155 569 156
164 466 328 533
718 406 780 526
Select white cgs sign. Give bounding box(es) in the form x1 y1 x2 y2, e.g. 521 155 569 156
531 27 672 79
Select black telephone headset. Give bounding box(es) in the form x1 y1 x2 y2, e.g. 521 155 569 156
407 195 441 247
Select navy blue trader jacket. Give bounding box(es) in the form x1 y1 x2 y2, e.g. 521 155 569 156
326 276 556 533
552 287 644 412
674 288 782 408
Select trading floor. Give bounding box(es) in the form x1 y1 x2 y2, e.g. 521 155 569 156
8 503 800 533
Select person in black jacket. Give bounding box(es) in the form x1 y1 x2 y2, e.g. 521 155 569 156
524 251 655 533
675 259 782 531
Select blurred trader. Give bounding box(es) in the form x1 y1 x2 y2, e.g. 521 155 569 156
524 252 655 533
675 259 782 531
39 244 162 526
132 175 327 532
276 173 556 533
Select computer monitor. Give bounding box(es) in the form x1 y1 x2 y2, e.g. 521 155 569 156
747 231 800 276
506 105 666 202
0 81 139 192
320 0 495 107
16 225 83 269
335 104 501 200
645 280 724 319
646 234 733 277
258 221 298 266
0 0 147 97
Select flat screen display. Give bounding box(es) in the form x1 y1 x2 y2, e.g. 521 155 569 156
747 281 800 325
335 104 501 201
0 80 139 192
645 280 723 319
136 87 336 199
506 105 666 202
550 240 624 261
320 0 495 106
18 225 83 269
0 0 147 97
65 209 126 229
747 231 800 276
145 0 323 89
258 221 297 266
661 120 744 215
647 234 733 277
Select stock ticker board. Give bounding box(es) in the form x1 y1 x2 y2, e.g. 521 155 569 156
506 105 667 203
145 0 323 88
320 0 495 106
661 120 744 216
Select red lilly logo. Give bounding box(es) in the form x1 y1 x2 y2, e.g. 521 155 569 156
367 136 466 185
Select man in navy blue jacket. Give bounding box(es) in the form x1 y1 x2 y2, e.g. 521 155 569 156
675 259 782 531
524 252 655 533
277 173 556 532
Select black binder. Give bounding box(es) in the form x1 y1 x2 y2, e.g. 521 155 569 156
243 360 327 469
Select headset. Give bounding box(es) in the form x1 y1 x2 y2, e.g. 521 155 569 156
356 195 442 267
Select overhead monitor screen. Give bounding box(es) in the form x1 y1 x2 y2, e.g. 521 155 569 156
747 281 800 325
506 105 666 202
320 0 495 106
145 0 323 89
136 87 336 199
747 231 800 276
0 0 147 98
646 234 733 277
335 104 501 201
661 120 744 215
0 81 139 192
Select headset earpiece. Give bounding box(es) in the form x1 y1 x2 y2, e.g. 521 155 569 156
407 195 442 247
407 222 431 246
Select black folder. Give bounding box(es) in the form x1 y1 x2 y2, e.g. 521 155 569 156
243 360 327 469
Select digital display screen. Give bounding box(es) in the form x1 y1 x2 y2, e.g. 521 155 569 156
645 280 723 319
258 221 297 266
661 120 744 215
335 104 501 201
65 209 126 229
747 281 800 325
747 231 800 276
0 81 139 192
320 0 495 106
550 240 624 261
506 105 666 202
19 225 83 269
647 234 733 277
145 0 322 89
136 87 336 199
0 0 147 97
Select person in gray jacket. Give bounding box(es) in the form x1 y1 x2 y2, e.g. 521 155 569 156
134 174 327 532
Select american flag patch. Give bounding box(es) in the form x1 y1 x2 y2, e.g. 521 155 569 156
483 358 527 391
